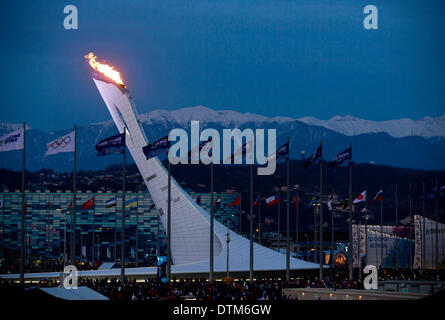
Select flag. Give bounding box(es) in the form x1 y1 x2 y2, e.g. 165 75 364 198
195 196 201 206
213 196 221 207
371 189 383 205
328 147 352 170
301 145 322 168
149 203 156 210
46 199 50 211
294 196 299 210
275 141 289 161
106 247 111 259
341 197 350 210
81 246 86 258
226 140 253 163
130 247 135 258
45 130 75 155
105 198 116 208
125 198 138 209
188 138 213 161
327 197 333 211
228 195 240 207
82 197 95 210
142 135 170 159
265 195 279 207
265 217 274 225
253 195 260 206
305 197 318 208
0 128 24 152
353 190 367 204
67 200 72 212
95 133 125 156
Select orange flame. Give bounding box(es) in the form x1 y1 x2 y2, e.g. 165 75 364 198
85 52 124 85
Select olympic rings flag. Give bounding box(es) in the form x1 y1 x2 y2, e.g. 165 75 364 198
45 130 75 155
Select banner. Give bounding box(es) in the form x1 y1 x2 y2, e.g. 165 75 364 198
45 130 75 155
413 215 422 269
95 133 125 156
414 215 445 269
142 135 170 158
157 256 167 283
352 225 359 268
0 128 24 152
82 246 86 258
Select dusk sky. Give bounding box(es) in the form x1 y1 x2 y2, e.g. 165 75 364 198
1 0 444 131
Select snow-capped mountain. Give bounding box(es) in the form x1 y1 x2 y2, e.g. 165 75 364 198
297 114 445 138
121 106 445 139
1 106 444 172
134 105 294 128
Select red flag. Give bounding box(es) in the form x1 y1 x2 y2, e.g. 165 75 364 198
228 195 240 207
252 195 260 206
67 200 72 212
149 203 156 210
213 196 221 207
294 196 299 210
82 197 95 210
265 195 279 207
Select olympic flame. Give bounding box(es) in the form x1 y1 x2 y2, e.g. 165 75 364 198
84 52 124 85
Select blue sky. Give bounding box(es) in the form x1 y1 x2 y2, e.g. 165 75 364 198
1 0 444 130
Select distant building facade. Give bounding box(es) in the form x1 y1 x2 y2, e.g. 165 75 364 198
0 190 239 264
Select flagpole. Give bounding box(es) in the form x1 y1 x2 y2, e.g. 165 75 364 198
409 183 412 270
319 140 323 280
348 142 353 281
296 187 300 261
92 202 95 266
167 160 171 283
70 125 77 264
313 204 317 263
258 192 261 244
114 202 117 263
19 122 26 286
120 129 126 284
249 164 254 284
135 193 139 267
64 211 67 266
1 196 5 259
435 180 439 270
331 200 334 268
286 138 290 283
358 199 362 281
365 194 368 267
239 192 242 235
422 182 426 268
47 195 51 262
395 184 398 270
209 162 214 283
278 190 281 252
380 185 383 269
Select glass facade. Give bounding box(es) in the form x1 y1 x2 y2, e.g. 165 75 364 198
0 190 239 265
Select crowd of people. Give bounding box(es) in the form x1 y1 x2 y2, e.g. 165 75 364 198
1 265 444 301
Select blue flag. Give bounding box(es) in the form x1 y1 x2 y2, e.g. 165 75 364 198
143 135 170 159
276 141 289 161
302 145 322 168
95 133 125 156
328 147 352 170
